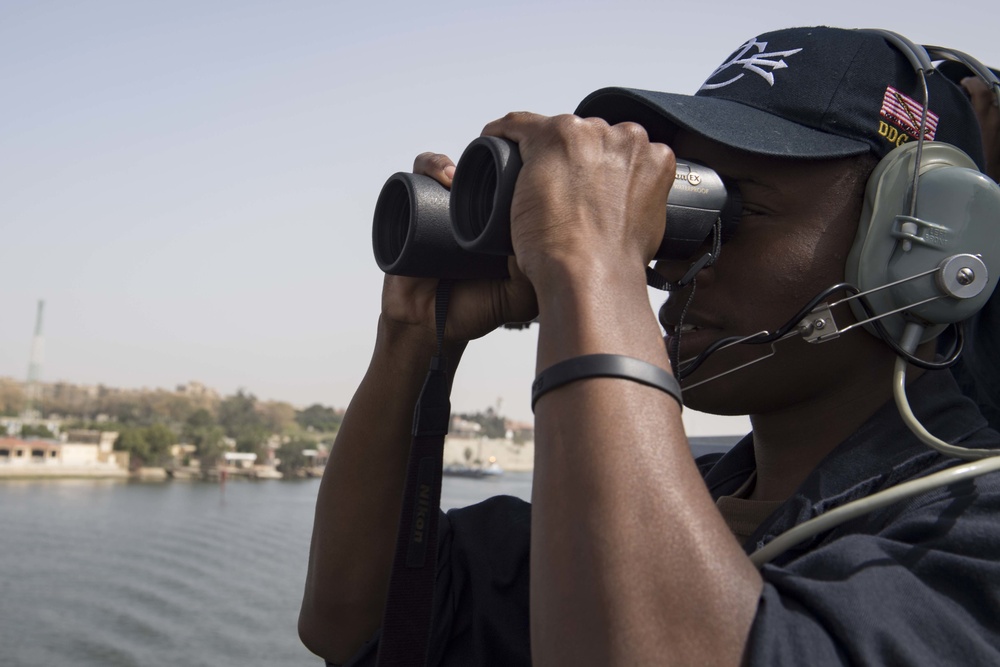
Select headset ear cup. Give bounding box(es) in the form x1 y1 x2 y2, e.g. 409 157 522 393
845 141 1000 344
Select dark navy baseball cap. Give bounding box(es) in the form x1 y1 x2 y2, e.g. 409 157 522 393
576 27 987 170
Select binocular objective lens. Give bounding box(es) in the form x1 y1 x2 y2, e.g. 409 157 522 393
452 143 499 242
375 179 411 264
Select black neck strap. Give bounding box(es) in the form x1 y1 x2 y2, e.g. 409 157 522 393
376 281 453 667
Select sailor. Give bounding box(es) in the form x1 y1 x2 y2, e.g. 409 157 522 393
300 26 1000 666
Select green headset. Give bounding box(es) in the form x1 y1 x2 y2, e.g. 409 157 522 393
845 29 1000 346
751 34 1000 566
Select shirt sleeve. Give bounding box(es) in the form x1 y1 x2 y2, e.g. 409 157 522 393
745 472 1000 665
338 495 532 667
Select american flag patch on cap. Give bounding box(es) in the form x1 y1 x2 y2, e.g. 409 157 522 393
880 86 939 140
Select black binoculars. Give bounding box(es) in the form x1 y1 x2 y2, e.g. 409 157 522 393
373 136 742 279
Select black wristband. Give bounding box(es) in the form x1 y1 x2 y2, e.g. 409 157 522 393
531 354 683 412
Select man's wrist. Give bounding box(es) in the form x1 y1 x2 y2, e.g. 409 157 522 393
374 315 467 373
530 257 667 371
528 249 648 305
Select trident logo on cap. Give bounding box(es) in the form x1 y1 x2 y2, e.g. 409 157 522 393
700 38 803 91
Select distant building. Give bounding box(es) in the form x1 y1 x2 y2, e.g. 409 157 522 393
0 435 128 478
176 381 220 401
302 444 329 469
504 419 534 443
0 438 59 465
62 429 118 452
170 443 197 460
450 416 483 438
0 415 62 438
223 451 257 470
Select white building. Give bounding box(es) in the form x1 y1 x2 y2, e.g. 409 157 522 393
0 434 129 478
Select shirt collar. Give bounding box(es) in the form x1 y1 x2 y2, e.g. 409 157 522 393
702 369 990 553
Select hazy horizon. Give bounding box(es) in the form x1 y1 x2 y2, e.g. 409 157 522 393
3 1 995 433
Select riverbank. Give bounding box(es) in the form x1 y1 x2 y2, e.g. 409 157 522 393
1 435 740 481
443 436 535 472
0 464 285 481
0 465 128 480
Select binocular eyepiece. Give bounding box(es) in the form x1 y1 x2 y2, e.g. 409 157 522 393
373 136 741 279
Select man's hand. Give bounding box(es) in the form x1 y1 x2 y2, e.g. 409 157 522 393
379 151 538 344
479 112 676 295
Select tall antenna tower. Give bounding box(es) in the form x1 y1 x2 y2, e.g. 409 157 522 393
25 300 45 417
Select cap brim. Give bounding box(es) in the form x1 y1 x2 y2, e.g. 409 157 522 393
576 87 872 160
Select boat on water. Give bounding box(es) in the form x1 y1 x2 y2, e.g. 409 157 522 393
443 456 504 479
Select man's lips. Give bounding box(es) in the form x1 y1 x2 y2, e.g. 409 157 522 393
662 323 722 350
659 308 720 336
657 299 714 333
661 318 718 335
667 323 702 335
663 324 719 342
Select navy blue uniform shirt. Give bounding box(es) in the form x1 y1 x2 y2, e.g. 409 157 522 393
338 369 1000 666
946 291 1000 431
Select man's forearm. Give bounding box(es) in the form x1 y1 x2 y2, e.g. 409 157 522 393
299 316 466 663
529 261 762 666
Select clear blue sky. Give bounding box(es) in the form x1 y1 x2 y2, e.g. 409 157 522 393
1 0 995 431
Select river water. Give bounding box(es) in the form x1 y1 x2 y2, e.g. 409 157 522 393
0 473 533 667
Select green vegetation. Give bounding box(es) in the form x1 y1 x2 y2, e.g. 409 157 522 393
276 438 314 477
217 391 271 460
181 408 226 468
1 378 525 475
0 377 347 477
114 423 175 467
0 379 26 416
457 408 507 439
18 424 55 439
296 404 343 432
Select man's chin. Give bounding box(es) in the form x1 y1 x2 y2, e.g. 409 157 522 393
674 346 778 415
677 384 751 417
